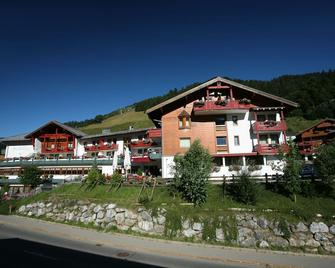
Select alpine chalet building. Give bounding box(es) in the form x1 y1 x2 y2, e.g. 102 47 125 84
146 76 298 179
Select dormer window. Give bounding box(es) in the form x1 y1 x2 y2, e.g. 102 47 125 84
178 110 190 129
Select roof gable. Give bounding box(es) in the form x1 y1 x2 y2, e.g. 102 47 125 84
296 118 335 137
146 76 299 115
25 120 87 138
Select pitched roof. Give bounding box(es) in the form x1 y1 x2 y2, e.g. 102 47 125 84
0 133 30 143
146 76 299 114
296 118 335 137
81 128 151 140
25 120 87 138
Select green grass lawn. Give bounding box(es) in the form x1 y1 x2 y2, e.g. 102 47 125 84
7 183 334 223
286 116 320 133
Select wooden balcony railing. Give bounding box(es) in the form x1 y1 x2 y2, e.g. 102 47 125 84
131 154 151 163
84 143 118 152
252 121 287 132
254 144 288 155
41 143 74 154
147 129 162 139
193 100 255 114
130 140 153 148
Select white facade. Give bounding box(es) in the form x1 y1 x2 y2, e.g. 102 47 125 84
226 112 254 154
161 110 286 179
5 145 34 158
162 156 175 179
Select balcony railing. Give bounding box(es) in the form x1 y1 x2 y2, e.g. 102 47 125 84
130 140 153 148
41 145 74 154
147 129 162 139
298 140 321 155
298 140 321 147
193 100 255 114
254 144 288 155
131 154 151 163
84 143 118 152
252 121 287 132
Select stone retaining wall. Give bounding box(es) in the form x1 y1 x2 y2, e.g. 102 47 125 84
17 200 335 254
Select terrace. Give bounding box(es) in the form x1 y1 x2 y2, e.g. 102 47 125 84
0 157 114 167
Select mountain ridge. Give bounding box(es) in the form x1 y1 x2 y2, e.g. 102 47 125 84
64 70 335 135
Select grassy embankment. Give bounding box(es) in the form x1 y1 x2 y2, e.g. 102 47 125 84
2 183 334 224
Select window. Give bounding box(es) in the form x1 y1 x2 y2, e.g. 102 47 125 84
213 157 223 166
268 114 276 121
257 114 266 122
178 110 191 129
215 116 227 126
225 156 243 166
216 136 227 146
232 115 238 125
259 134 268 144
246 156 264 165
234 136 240 146
270 134 279 144
180 138 191 148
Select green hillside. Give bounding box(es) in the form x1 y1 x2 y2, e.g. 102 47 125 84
80 110 154 135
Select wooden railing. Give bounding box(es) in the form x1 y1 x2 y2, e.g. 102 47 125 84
252 121 287 132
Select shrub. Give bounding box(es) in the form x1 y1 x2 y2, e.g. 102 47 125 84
229 172 260 205
314 141 335 198
281 141 303 202
111 172 122 183
278 218 291 239
19 165 42 188
85 162 104 190
172 139 212 206
300 181 317 198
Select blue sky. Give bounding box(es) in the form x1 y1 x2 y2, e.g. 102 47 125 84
0 0 334 136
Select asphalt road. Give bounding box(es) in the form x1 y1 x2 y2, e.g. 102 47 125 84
0 215 334 268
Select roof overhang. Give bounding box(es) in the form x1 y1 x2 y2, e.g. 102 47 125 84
25 120 86 139
146 76 299 119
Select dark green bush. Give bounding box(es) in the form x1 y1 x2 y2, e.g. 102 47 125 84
19 165 42 188
229 172 260 205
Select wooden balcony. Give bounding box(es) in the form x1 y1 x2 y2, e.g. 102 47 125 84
193 100 255 114
130 140 153 148
298 140 321 155
131 155 151 163
147 129 162 139
85 143 118 152
298 140 321 147
254 144 288 155
252 121 287 133
41 144 74 154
